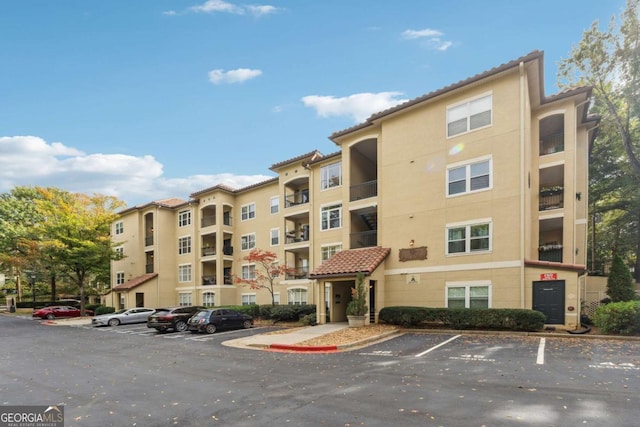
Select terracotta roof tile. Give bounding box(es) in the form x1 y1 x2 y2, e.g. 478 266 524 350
309 246 390 279
111 273 158 292
269 150 323 171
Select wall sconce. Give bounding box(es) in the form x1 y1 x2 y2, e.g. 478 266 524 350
576 192 581 201
409 239 414 247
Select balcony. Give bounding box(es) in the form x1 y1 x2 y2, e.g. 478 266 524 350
202 247 216 257
539 188 564 211
350 180 377 201
285 266 309 280
285 190 309 208
350 230 377 249
145 263 154 274
201 215 215 228
539 244 563 263
145 236 154 246
223 246 233 256
540 132 564 155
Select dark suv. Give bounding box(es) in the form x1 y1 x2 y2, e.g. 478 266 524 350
147 306 205 333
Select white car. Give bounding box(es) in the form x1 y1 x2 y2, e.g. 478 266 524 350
92 308 156 327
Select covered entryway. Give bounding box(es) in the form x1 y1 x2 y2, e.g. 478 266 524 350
533 280 565 324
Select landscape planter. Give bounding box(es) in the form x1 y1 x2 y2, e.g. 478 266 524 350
347 315 366 328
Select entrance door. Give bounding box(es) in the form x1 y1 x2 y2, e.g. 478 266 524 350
532 281 565 324
136 292 144 307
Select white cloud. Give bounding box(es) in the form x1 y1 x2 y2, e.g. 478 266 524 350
0 136 271 208
162 10 177 16
208 68 263 84
188 1 281 16
301 92 408 122
402 28 453 51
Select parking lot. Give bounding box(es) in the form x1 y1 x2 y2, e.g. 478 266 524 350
2 314 640 426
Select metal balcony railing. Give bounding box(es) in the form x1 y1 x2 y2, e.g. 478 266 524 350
540 132 564 155
350 180 378 201
538 247 563 263
145 236 154 246
539 191 564 211
350 230 377 248
201 215 215 227
285 267 309 280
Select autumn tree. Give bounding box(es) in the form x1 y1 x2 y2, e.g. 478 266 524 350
235 248 291 306
35 188 125 315
558 0 640 280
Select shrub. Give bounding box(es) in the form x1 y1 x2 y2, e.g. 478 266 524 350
300 313 317 326
607 255 636 302
85 304 104 312
592 301 640 335
379 306 545 331
94 306 116 315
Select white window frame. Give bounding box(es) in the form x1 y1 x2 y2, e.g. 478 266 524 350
178 210 191 227
115 271 125 285
178 236 192 255
321 243 342 261
241 203 256 221
179 292 192 307
178 264 192 283
445 281 492 308
447 93 493 138
287 287 308 305
321 162 342 190
242 264 256 280
320 203 342 231
242 293 257 306
270 228 280 246
115 246 124 258
446 219 492 255
241 233 256 251
202 292 215 307
447 156 492 197
273 292 281 305
114 221 124 235
270 196 279 214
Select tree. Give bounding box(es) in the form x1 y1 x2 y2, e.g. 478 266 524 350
234 249 291 306
558 0 640 280
35 189 125 315
607 254 637 301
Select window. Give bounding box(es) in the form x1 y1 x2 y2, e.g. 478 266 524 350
178 236 192 255
203 292 215 307
116 272 125 285
288 288 308 305
447 94 492 137
273 293 281 305
179 293 192 306
241 203 256 221
178 264 192 283
242 264 256 280
321 162 342 190
446 283 491 308
178 210 191 227
242 294 256 306
447 158 491 196
270 228 279 246
447 221 491 254
115 246 124 258
321 244 342 261
321 204 342 230
270 196 279 214
241 233 256 251
114 222 124 235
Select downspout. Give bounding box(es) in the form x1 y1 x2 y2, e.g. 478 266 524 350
519 61 526 308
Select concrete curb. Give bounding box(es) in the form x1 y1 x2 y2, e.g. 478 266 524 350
264 329 402 353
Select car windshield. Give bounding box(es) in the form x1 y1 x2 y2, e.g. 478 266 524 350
113 309 128 314
191 311 209 319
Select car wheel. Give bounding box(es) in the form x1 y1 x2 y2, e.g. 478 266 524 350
242 320 252 329
108 318 120 327
175 320 188 332
205 324 217 334
45 313 55 320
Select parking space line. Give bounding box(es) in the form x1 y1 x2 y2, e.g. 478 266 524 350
536 337 545 365
414 334 461 357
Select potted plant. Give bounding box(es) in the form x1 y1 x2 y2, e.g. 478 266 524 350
346 272 368 327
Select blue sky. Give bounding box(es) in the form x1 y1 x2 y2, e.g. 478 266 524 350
0 0 628 207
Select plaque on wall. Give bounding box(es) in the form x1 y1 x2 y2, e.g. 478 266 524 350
399 246 428 262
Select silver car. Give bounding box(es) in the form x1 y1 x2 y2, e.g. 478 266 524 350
92 308 156 327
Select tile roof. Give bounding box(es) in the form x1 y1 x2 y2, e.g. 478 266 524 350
269 150 323 171
111 273 158 292
309 246 390 279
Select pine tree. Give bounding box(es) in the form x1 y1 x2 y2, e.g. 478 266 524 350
607 254 637 302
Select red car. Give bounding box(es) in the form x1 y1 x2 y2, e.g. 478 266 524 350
32 305 94 320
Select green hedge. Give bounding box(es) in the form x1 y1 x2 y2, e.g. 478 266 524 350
379 306 546 332
94 306 116 315
592 301 640 335
218 304 316 322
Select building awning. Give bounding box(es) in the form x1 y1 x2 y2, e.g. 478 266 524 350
111 273 158 292
309 246 390 279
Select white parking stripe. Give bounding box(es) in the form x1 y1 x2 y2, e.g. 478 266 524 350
536 337 545 365
415 335 461 357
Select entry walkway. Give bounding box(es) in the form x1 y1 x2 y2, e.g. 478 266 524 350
225 323 351 351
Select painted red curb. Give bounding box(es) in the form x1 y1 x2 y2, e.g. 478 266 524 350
269 344 338 352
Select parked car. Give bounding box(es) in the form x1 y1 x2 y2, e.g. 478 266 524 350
32 306 94 320
92 308 156 327
147 306 206 332
187 308 253 334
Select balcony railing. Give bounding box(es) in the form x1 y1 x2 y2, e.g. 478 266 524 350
145 236 154 246
285 191 309 208
202 247 216 256
538 245 563 263
202 276 216 285
223 215 232 226
285 266 309 280
223 246 233 256
540 132 564 155
145 263 154 274
201 215 215 228
539 190 564 211
350 230 377 248
350 180 378 201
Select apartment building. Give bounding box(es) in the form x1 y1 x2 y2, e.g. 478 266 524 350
108 51 598 328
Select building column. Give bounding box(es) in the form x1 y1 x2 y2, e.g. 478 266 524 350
317 280 327 324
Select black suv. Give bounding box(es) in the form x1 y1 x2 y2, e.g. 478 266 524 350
147 306 206 333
